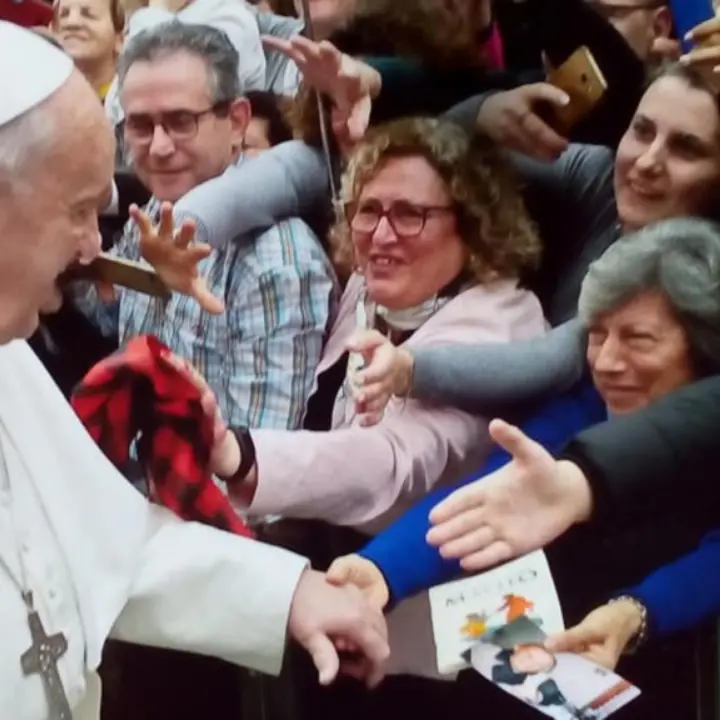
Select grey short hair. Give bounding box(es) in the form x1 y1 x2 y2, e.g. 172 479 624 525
578 217 720 376
117 22 242 102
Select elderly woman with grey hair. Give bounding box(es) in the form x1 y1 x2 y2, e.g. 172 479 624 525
327 216 720 628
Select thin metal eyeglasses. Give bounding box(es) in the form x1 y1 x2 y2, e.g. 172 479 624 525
124 100 231 143
345 200 455 238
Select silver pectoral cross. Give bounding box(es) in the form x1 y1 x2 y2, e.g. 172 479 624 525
20 592 72 720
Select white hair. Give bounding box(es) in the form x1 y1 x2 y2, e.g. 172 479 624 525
0 103 57 185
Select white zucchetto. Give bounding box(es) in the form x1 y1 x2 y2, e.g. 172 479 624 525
0 20 74 128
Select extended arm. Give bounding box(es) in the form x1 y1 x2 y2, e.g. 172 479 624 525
172 142 329 248
110 504 307 675
410 318 586 413
360 379 606 603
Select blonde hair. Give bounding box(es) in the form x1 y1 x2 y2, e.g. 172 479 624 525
330 117 541 282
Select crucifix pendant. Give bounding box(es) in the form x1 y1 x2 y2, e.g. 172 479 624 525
20 591 73 720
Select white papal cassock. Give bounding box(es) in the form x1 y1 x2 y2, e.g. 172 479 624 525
0 340 308 719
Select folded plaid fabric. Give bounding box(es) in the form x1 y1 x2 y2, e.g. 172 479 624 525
71 335 253 538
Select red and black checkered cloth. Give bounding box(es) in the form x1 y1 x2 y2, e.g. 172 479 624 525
71 335 253 538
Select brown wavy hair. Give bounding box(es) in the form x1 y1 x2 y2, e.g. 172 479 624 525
330 117 541 283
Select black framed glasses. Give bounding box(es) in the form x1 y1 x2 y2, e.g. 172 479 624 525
124 100 231 144
345 200 455 238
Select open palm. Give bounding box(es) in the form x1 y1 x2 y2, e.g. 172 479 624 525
132 202 224 314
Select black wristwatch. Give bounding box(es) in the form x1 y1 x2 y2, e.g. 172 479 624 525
219 426 256 486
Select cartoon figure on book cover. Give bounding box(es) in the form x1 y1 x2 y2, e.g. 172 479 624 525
460 593 541 641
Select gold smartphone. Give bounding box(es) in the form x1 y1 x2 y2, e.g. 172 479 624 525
544 46 608 134
65 253 170 299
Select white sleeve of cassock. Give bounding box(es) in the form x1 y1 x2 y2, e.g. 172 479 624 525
109 504 308 676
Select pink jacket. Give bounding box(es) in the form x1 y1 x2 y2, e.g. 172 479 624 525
238 273 546 531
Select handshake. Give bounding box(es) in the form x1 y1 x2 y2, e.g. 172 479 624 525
287 556 391 689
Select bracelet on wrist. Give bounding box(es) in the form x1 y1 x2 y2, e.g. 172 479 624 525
609 595 649 655
218 426 256 487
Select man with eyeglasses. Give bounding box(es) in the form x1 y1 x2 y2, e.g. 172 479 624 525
73 22 337 436
586 0 676 61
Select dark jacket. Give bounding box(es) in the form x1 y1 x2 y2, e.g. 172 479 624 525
551 376 720 620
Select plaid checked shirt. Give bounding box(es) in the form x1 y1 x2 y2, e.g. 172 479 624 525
75 197 338 430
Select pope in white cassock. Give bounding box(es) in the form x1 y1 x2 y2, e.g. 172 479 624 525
0 21 388 720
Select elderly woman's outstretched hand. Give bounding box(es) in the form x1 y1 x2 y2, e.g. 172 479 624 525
346 330 415 427
427 419 593 571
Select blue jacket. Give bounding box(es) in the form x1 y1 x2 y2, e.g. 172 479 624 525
360 378 607 603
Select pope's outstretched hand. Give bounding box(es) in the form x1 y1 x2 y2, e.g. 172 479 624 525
426 419 594 571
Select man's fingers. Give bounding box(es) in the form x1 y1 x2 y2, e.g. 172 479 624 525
435 523 495 560
192 280 225 315
129 204 154 237
174 220 197 249
262 35 306 66
429 482 485 526
427 506 486 545
520 112 568 158
158 202 174 238
528 82 570 108
459 540 513 573
302 632 340 686
186 245 213 264
488 419 542 465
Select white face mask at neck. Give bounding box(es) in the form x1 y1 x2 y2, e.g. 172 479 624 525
374 297 447 332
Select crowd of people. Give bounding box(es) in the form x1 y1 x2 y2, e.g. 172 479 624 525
3 0 720 718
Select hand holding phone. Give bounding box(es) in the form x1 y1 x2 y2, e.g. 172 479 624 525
542 46 608 135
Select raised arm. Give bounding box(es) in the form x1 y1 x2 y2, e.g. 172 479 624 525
172 141 329 248
527 0 646 148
